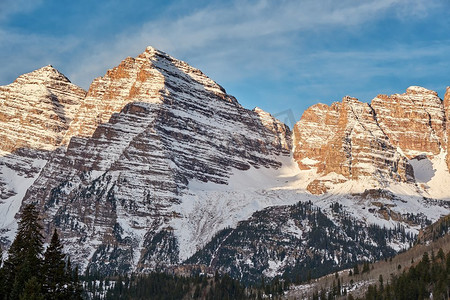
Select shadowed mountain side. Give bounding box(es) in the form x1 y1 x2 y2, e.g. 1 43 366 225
183 189 449 284
285 215 450 299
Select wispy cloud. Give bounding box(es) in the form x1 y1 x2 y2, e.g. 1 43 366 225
0 0 42 21
66 0 444 87
0 0 448 118
0 28 80 85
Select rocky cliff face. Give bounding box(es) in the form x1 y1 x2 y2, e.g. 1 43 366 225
0 65 86 153
293 96 413 194
445 87 450 170
293 86 450 195
371 86 446 159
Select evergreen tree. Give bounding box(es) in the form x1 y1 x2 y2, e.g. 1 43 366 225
42 229 67 299
360 248 450 300
3 204 44 300
0 253 5 299
378 274 384 294
19 277 45 300
68 265 83 300
362 261 370 273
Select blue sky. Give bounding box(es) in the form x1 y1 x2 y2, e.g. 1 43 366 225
1 0 449 127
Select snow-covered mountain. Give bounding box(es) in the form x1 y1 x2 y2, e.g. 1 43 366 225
0 66 86 244
0 46 449 281
0 47 290 273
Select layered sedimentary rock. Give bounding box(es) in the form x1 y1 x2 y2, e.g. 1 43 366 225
445 87 450 170
19 47 291 273
1 45 449 281
293 86 450 194
371 86 446 159
293 95 413 194
0 65 86 153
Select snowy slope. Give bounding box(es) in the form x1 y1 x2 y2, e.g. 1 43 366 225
173 151 450 262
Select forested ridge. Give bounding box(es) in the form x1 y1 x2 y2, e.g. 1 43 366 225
187 201 415 285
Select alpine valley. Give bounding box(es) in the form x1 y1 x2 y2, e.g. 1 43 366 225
1 46 450 285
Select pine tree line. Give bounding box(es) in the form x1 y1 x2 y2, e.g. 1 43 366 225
0 204 82 300
103 272 248 300
360 248 450 300
101 271 289 300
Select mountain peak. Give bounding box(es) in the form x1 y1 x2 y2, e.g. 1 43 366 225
145 45 157 52
69 45 235 142
0 64 86 153
139 45 173 62
41 64 56 70
144 45 162 55
406 86 438 96
253 106 264 113
342 95 360 104
1 46 450 285
13 65 72 85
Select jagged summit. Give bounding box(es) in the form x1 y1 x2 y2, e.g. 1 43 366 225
145 45 158 53
65 46 236 144
406 85 439 96
342 95 360 104
14 65 73 86
141 45 176 62
293 86 450 195
0 65 86 235
143 45 169 57
141 45 230 98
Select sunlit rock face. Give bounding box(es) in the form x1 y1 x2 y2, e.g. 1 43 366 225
0 65 86 153
445 87 450 170
293 94 414 194
371 86 446 159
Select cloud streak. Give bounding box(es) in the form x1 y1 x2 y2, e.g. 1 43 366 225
0 0 42 21
0 0 448 119
67 0 443 86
